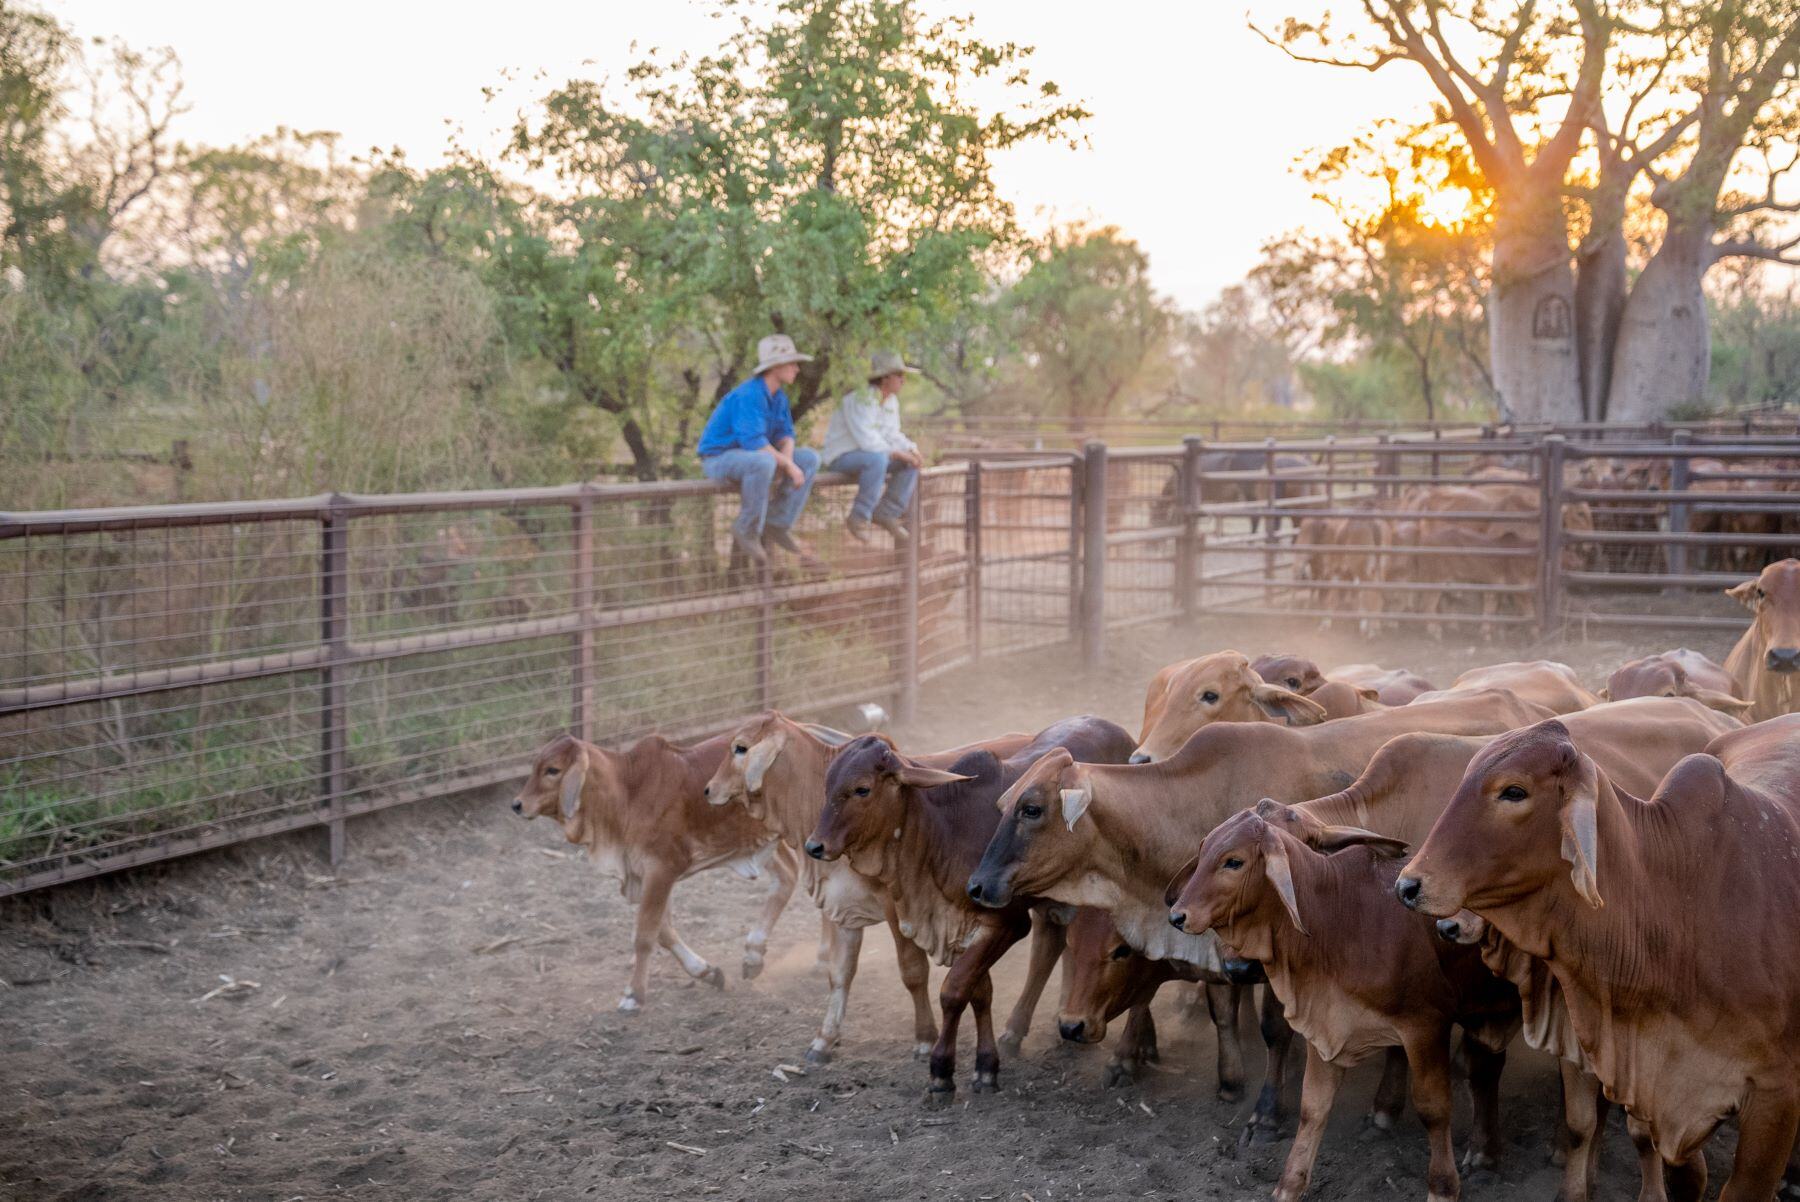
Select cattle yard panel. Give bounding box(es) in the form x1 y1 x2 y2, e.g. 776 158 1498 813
1554 441 1800 633
1101 448 1185 634
961 457 1080 659
0 471 971 896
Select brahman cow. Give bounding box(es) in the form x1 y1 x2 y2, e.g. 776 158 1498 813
964 688 1551 1139
1133 651 1328 762
1398 715 1800 1202
1168 810 1516 1202
1725 559 1800 720
1250 654 1326 696
702 712 1040 1065
1328 662 1438 705
512 732 800 1013
1250 654 1385 720
1599 649 1752 716
807 715 1136 1102
1414 660 1600 715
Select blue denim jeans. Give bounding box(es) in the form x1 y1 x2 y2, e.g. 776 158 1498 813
701 446 819 541
828 449 917 522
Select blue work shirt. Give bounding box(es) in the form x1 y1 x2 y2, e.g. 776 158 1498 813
697 377 796 456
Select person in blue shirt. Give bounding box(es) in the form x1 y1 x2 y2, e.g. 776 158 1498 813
697 333 823 569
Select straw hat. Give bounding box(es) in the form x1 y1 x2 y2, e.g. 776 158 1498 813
753 333 814 376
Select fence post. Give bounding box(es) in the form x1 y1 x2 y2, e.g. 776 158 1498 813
1262 437 1279 606
1668 429 1692 582
571 489 594 741
1081 441 1108 668
756 549 775 712
897 479 922 723
1068 457 1083 636
1539 436 1567 634
965 460 983 664
319 494 350 867
1176 436 1202 616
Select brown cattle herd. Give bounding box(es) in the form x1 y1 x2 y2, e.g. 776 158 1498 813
511 557 1800 1202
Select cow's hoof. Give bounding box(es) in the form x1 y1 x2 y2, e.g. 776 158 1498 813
996 1030 1023 1055
1240 1120 1285 1148
618 993 643 1013
1547 1147 1568 1169
700 965 725 990
742 956 765 981
912 1042 933 1062
804 1044 833 1066
1461 1148 1499 1173
924 1082 956 1107
1103 1061 1137 1089
1217 1081 1246 1104
971 1072 999 1094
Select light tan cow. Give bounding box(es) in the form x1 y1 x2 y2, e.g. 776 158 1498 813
511 732 800 1013
1328 663 1437 705
1133 650 1328 763
1414 660 1600 715
1599 649 1752 717
1724 559 1800 720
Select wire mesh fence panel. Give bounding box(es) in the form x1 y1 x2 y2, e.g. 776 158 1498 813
972 459 1078 656
1556 442 1800 633
1103 451 1183 628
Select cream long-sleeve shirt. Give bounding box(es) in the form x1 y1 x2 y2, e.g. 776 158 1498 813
822 387 918 463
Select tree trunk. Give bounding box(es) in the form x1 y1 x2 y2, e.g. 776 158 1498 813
1604 221 1711 423
1487 186 1582 423
1574 223 1627 422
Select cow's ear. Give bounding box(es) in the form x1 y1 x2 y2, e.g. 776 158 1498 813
1060 780 1093 831
1682 686 1754 717
559 751 589 823
1251 683 1328 727
1558 753 1603 909
1260 829 1308 935
1138 663 1179 743
1595 686 1611 701
1309 824 1410 859
1726 579 1761 610
895 763 973 789
1355 686 1381 703
1163 854 1201 907
743 730 788 793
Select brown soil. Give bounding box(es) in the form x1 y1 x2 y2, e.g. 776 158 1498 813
0 615 1744 1202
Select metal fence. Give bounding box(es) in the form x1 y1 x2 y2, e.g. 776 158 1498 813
6 426 1799 897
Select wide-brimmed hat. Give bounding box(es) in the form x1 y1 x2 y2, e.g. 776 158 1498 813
867 350 919 381
753 333 813 376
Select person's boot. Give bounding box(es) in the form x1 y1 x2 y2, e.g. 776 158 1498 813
845 514 872 543
733 527 768 567
763 525 825 572
874 515 910 544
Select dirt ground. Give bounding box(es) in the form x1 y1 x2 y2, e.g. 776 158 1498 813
0 614 1747 1202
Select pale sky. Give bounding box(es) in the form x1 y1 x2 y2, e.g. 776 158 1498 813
47 1 1431 311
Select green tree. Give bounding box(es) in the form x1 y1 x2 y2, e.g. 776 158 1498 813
505 0 1086 477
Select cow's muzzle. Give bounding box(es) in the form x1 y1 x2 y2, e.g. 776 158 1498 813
1167 907 1188 930
803 838 828 860
966 874 1012 909
1395 876 1424 908
1434 916 1464 943
1767 647 1800 674
510 798 524 815
1128 751 1152 765
1057 1018 1087 1042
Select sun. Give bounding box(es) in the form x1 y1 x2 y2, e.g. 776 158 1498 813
1415 183 1475 229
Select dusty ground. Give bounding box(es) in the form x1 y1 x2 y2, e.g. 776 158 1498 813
0 614 1745 1202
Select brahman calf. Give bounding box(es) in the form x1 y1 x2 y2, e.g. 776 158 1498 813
807 715 1136 1102
1170 810 1517 1202
1328 662 1438 706
1400 715 1800 1202
1133 650 1330 763
703 712 1045 1066
1599 648 1750 716
1413 660 1601 715
1725 558 1800 720
512 732 799 1012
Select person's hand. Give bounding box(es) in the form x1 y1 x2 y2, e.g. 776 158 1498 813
783 459 806 487
898 449 921 468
